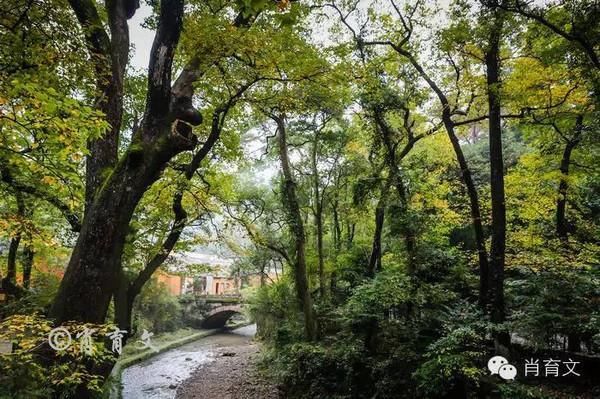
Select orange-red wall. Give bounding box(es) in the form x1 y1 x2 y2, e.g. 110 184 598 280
157 271 182 296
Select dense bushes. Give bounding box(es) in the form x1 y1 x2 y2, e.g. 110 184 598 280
133 279 183 334
413 303 490 398
249 251 448 398
0 314 117 398
264 340 368 399
249 245 586 399
246 276 303 343
507 265 600 352
0 272 61 317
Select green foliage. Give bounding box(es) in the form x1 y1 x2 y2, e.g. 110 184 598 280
261 339 367 399
1 271 60 315
254 246 488 398
0 314 117 398
1 0 599 397
247 277 302 343
413 302 489 398
497 384 554 399
133 279 183 334
330 239 372 293
507 266 600 350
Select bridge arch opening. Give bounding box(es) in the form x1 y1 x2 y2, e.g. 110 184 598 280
201 304 244 329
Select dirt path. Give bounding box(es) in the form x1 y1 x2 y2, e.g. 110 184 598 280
176 339 280 399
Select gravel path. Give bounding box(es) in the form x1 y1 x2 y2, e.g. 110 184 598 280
176 332 280 399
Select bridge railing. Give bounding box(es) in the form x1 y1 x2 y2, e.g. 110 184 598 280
193 293 242 302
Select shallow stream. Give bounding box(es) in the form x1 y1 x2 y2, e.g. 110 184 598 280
121 324 256 399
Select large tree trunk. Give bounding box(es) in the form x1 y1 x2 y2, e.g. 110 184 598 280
114 278 132 333
114 270 135 337
485 11 510 349
52 0 136 323
50 0 201 327
6 234 20 285
68 0 134 211
54 0 251 330
50 140 183 323
556 115 583 243
113 88 249 332
274 115 317 341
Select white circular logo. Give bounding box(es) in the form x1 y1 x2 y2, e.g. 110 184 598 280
48 327 72 351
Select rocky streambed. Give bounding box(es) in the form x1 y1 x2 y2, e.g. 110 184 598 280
121 325 279 399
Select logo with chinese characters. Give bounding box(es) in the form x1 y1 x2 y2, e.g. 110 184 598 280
136 329 158 352
488 355 580 381
524 358 580 377
48 326 134 356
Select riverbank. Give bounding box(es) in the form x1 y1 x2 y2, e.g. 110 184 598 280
108 327 220 399
118 325 278 399
176 325 280 399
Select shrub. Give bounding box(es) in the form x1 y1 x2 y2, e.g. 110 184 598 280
413 302 490 398
133 278 183 334
247 277 303 344
263 339 367 399
507 266 600 351
0 314 117 398
0 272 61 316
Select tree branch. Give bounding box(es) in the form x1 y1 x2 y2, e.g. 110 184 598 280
145 0 186 120
170 10 258 126
67 0 111 66
493 0 600 69
128 190 187 299
0 165 81 232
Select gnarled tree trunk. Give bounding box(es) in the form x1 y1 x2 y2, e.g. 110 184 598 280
50 135 192 323
50 0 203 325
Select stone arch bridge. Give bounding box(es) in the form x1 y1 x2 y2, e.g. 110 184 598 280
201 303 245 328
184 295 246 329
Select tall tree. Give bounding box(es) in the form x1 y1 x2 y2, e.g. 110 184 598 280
333 0 492 306
273 113 318 340
310 122 327 295
114 75 257 333
49 0 201 324
367 177 390 276
483 7 509 344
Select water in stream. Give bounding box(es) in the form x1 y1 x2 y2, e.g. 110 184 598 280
121 324 256 399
